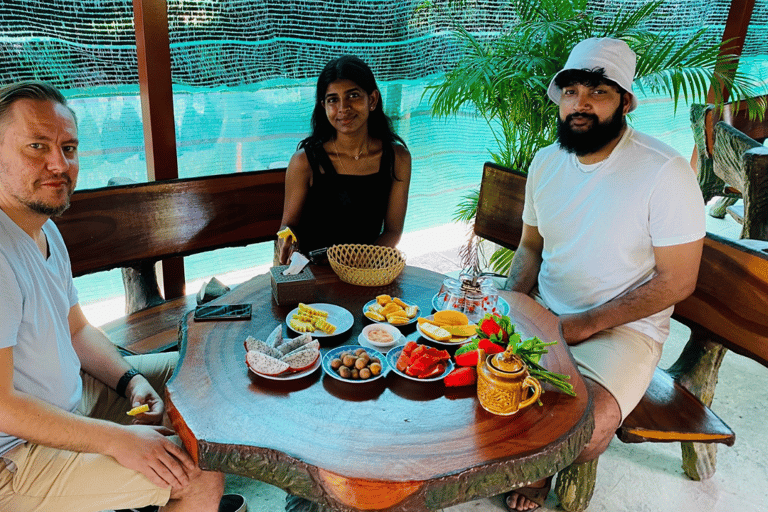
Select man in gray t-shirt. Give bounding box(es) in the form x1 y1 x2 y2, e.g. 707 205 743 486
0 82 242 511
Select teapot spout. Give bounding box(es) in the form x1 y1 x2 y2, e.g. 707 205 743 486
476 348 486 371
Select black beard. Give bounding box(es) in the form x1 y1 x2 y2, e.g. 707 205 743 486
556 105 626 156
27 200 70 217
15 193 72 217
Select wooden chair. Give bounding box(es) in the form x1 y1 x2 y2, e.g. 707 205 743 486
690 95 768 224
712 122 768 240
475 161 768 511
54 169 286 354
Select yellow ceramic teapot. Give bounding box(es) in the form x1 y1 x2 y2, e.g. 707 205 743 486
476 345 542 416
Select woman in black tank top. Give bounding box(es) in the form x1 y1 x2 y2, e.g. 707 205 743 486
277 55 412 264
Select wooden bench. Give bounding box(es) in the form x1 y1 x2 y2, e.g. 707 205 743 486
475 161 768 511
53 169 286 354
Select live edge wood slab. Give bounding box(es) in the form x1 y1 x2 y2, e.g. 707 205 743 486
165 266 592 511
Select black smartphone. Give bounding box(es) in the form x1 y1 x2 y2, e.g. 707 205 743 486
193 304 252 321
309 247 329 265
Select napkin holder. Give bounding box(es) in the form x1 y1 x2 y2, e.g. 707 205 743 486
270 265 316 306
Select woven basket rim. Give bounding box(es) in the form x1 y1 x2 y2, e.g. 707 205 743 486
327 243 406 264
327 244 406 286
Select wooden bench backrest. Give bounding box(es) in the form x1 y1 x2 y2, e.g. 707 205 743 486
474 161 768 368
54 169 286 277
474 162 527 250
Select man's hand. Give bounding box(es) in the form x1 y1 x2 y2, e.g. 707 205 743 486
557 240 703 345
108 424 199 491
558 312 597 345
125 375 165 425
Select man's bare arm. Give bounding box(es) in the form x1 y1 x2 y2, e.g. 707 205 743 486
503 223 544 295
0 309 197 490
559 238 703 344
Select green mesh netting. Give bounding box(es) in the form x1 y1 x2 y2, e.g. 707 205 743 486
2 0 766 309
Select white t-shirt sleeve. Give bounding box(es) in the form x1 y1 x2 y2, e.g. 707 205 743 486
648 156 706 247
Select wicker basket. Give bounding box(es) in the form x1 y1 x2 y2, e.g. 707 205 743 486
327 244 406 287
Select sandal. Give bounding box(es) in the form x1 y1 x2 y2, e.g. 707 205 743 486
504 476 553 512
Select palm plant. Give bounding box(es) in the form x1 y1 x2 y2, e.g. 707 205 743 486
427 0 763 272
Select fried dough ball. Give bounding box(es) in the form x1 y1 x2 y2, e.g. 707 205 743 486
354 354 370 369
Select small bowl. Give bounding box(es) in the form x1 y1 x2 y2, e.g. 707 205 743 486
361 323 402 349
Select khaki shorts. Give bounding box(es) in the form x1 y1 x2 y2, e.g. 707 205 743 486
529 289 662 422
569 325 661 422
0 352 178 512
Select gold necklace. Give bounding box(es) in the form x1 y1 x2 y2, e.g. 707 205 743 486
333 139 368 174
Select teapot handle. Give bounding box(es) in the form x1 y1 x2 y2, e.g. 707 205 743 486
519 376 542 409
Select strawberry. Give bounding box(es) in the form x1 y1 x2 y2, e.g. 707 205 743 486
444 367 477 387
454 350 478 367
479 338 505 355
455 339 479 356
480 316 501 337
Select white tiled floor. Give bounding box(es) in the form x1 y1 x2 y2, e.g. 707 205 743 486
223 211 768 511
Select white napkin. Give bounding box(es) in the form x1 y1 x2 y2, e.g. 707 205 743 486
282 251 310 275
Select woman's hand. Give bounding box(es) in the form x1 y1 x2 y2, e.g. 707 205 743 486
278 237 296 265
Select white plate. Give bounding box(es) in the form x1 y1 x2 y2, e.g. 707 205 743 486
415 315 474 347
362 299 419 326
249 356 321 381
386 345 454 382
322 345 388 383
286 303 354 337
431 293 510 316
357 332 405 352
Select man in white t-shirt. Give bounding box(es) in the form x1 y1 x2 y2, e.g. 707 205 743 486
500 39 705 511
0 81 245 512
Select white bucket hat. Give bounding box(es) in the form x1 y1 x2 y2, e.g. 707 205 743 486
547 37 639 112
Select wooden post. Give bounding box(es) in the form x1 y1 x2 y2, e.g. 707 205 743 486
133 0 185 300
707 0 756 104
692 0 755 166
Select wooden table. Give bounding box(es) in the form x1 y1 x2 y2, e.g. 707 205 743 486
166 266 593 511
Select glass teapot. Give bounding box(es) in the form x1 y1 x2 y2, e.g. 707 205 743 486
436 264 499 322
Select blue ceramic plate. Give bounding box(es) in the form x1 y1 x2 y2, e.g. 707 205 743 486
322 345 388 383
286 303 354 337
386 345 454 382
362 299 419 326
